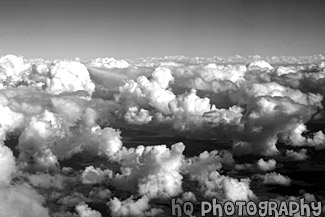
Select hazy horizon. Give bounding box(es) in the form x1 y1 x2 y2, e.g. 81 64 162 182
0 0 324 60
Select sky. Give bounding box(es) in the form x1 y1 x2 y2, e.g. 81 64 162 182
0 0 324 60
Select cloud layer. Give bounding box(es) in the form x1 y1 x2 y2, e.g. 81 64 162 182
0 54 324 216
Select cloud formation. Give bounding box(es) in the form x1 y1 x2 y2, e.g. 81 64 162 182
0 54 324 216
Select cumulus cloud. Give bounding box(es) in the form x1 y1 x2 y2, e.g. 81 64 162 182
0 55 31 86
182 150 222 180
90 57 130 69
0 89 122 169
75 203 102 217
256 158 276 171
307 130 325 150
124 107 152 125
197 171 256 201
285 149 309 161
183 151 255 202
17 107 122 169
81 166 112 185
246 59 274 71
263 172 292 186
116 66 175 117
0 143 16 185
112 143 185 199
0 55 96 95
169 89 243 131
236 158 277 172
108 196 161 217
114 57 323 156
46 61 95 95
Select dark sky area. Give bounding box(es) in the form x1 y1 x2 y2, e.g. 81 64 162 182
0 0 324 60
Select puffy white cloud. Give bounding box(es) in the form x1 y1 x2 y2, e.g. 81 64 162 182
0 96 25 140
222 176 256 202
181 192 197 203
263 172 292 186
183 150 222 180
0 144 16 185
169 89 215 131
280 124 325 149
0 55 31 85
90 57 130 69
246 59 274 71
318 61 325 69
96 127 123 157
169 89 243 131
283 123 308 146
151 66 174 89
176 63 246 92
81 166 112 185
116 67 175 116
307 130 325 150
108 196 156 217
18 110 63 168
0 87 123 170
75 203 102 217
275 66 298 76
124 107 152 125
183 151 255 202
113 143 185 199
256 158 276 171
0 56 96 95
233 94 320 155
47 61 95 95
197 171 256 202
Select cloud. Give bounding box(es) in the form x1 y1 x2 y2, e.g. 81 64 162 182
75 203 102 217
263 172 292 186
81 166 112 185
285 149 309 161
256 158 276 171
181 192 197 203
0 55 31 86
28 173 65 189
116 66 176 117
0 55 95 96
108 196 161 217
112 143 185 199
0 143 16 185
247 59 274 71
124 107 152 125
1 54 325 216
197 171 256 202
113 57 323 156
0 184 50 217
46 61 95 95
90 57 130 69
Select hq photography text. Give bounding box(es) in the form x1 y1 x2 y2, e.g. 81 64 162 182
171 198 322 217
